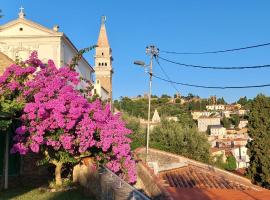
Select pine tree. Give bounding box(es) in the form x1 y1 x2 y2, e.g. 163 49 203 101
247 94 270 189
225 156 237 171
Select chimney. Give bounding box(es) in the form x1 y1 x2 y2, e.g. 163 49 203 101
53 25 59 32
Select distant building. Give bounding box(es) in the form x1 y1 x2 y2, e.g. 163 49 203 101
211 148 227 163
191 111 212 120
197 117 221 132
225 104 242 111
209 125 226 137
238 120 248 129
236 109 249 116
206 104 225 111
231 146 250 169
166 116 178 122
152 109 161 123
227 128 248 135
92 79 109 101
221 110 232 118
139 109 161 130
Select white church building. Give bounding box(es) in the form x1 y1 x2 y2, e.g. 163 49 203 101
0 8 94 84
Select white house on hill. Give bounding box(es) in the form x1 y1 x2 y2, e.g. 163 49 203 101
197 117 221 132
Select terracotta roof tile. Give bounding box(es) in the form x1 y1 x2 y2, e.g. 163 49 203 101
159 166 270 200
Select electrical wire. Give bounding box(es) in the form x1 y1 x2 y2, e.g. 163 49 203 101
151 72 270 89
155 57 181 94
161 42 270 55
159 56 270 70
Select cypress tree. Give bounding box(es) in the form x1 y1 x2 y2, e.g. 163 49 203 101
247 94 270 188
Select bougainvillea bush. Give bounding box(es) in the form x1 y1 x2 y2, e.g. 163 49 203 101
0 58 37 130
0 52 136 185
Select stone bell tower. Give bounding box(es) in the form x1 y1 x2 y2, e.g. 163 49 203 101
94 16 113 103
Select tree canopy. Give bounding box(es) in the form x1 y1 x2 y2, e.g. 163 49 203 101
150 120 210 163
247 94 270 189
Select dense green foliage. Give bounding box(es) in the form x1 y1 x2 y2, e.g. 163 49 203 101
114 96 195 128
186 99 208 111
150 120 211 163
237 96 252 109
116 96 210 163
230 114 240 127
247 95 270 189
225 156 237 171
217 97 227 105
221 114 242 129
114 97 148 119
221 117 231 129
121 113 146 150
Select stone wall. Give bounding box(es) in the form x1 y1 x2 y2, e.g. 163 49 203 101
135 162 172 200
73 164 151 200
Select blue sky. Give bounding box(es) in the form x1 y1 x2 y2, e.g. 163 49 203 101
1 1 270 102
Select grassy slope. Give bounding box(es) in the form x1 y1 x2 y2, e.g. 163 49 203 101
0 187 94 200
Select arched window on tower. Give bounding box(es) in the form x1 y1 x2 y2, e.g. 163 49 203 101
99 63 101 66
105 63 107 66
102 63 104 66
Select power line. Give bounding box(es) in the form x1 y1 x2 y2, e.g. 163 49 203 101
161 42 270 55
159 56 270 70
151 73 270 89
155 58 181 94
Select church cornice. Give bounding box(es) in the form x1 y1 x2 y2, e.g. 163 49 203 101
0 18 63 36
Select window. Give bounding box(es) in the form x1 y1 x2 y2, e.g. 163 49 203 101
102 52 104 56
19 27 23 31
105 63 107 66
98 63 101 66
102 63 104 66
94 89 97 94
97 80 99 84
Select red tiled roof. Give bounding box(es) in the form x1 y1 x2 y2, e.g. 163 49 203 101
160 166 251 190
159 166 270 200
135 147 270 200
167 188 270 200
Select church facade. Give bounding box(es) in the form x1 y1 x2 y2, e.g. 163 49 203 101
0 9 94 85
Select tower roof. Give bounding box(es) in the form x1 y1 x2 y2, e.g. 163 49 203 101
97 16 110 48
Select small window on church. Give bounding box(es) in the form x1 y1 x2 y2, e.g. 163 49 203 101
102 63 104 66
99 63 101 66
97 80 99 84
94 89 97 94
19 27 23 31
102 52 104 56
105 63 107 66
